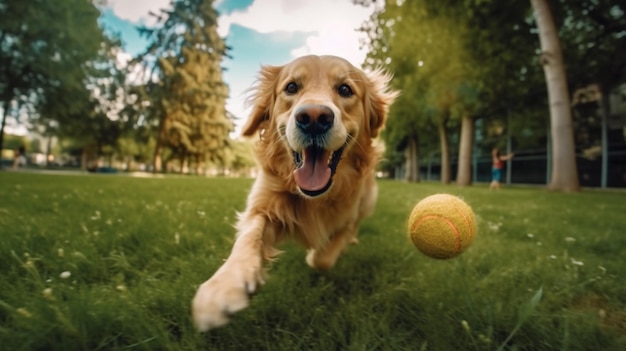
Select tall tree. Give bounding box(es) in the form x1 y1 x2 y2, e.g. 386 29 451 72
557 0 626 188
362 1 468 183
531 0 580 191
450 0 539 185
382 78 437 181
0 0 105 154
51 36 131 170
362 0 548 186
135 0 231 173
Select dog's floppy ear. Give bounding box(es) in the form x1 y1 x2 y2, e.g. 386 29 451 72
241 65 283 137
365 68 399 138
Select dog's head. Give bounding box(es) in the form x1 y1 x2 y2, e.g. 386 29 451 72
242 55 398 198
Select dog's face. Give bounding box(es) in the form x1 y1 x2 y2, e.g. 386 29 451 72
242 55 397 197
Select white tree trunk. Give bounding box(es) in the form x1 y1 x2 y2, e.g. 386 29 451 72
531 0 580 192
153 143 163 173
438 114 451 184
404 136 419 182
456 114 474 186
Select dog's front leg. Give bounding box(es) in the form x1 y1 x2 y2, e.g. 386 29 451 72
192 214 267 331
306 222 358 271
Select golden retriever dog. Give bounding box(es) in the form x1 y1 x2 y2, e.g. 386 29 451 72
192 55 397 331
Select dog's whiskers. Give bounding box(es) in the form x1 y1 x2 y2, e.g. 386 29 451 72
346 134 364 152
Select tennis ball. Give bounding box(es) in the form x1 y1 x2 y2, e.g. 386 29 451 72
408 194 477 259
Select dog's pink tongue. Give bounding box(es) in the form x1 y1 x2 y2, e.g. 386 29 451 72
294 147 332 192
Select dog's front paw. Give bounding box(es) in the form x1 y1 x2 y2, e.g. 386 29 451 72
192 260 264 331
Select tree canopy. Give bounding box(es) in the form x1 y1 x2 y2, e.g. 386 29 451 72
0 0 108 153
362 0 540 184
134 0 232 173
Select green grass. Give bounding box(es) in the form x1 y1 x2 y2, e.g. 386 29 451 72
0 171 625 350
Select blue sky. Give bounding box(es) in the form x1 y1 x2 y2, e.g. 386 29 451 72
99 0 380 134
216 0 255 15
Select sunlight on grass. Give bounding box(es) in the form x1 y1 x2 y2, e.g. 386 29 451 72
0 172 625 350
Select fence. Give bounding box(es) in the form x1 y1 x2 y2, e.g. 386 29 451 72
405 148 626 188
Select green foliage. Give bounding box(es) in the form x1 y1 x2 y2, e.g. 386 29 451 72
115 133 156 165
362 1 471 179
555 0 626 90
53 36 134 165
134 0 233 172
363 0 624 183
224 138 256 173
362 0 544 179
0 0 110 151
1 134 28 153
1 172 625 350
365 1 470 121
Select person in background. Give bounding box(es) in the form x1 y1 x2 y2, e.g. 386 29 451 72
12 145 25 169
490 147 514 190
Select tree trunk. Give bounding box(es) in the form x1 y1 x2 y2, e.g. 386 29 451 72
126 156 133 172
195 153 203 175
45 135 52 167
81 148 88 171
153 142 163 173
531 0 580 192
438 113 451 184
180 151 187 174
0 100 9 155
599 88 610 189
404 136 420 182
456 114 474 186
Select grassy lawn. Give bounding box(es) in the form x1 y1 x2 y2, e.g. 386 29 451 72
0 171 625 350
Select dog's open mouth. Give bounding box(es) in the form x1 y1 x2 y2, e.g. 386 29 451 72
293 145 345 197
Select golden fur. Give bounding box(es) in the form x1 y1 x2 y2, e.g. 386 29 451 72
192 55 397 331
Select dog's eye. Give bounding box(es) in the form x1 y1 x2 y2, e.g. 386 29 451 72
285 82 298 95
337 84 353 97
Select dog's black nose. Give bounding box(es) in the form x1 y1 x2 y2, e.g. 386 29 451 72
295 104 334 135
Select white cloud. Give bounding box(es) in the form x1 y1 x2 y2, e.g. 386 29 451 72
219 0 374 34
107 0 381 66
107 0 172 25
116 50 133 68
289 21 366 68
115 50 156 85
218 0 380 66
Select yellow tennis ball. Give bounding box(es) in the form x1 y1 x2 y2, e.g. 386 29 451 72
408 194 477 259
